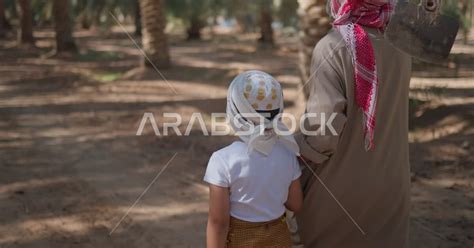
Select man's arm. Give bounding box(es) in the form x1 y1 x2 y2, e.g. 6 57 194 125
297 45 348 165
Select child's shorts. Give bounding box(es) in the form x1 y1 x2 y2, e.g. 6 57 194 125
226 215 292 248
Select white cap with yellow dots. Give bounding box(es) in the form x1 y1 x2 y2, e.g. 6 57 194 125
242 71 282 111
226 70 299 156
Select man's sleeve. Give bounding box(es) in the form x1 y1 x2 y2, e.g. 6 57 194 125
296 46 348 165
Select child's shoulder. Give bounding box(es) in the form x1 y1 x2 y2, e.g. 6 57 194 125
213 141 247 159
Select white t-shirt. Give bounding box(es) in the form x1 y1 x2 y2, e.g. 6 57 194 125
204 141 301 222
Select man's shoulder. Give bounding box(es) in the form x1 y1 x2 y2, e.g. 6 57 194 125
313 29 346 56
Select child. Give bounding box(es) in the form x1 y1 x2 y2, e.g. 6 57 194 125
204 70 303 248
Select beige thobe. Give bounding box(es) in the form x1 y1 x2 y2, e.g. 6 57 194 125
294 27 412 247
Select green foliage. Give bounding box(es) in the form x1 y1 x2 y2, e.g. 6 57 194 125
13 0 140 29
76 50 122 62
93 71 123 82
31 0 53 25
224 0 260 32
442 0 471 30
4 0 301 35
4 0 17 19
276 0 298 27
442 0 462 19
165 0 212 25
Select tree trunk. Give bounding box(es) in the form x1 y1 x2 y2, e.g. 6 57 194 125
16 0 35 46
91 1 105 29
187 16 202 40
471 0 474 28
139 0 170 68
460 0 469 44
0 0 6 38
3 1 13 31
77 0 91 30
210 3 219 38
52 0 77 53
134 0 142 36
79 14 91 30
258 5 274 44
297 0 332 98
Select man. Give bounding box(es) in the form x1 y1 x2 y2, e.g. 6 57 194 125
294 0 411 247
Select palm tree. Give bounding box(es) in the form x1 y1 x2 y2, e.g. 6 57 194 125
52 0 77 53
165 0 210 40
459 0 470 44
76 0 92 30
187 14 204 40
134 0 142 36
258 0 274 44
139 0 170 68
297 0 331 97
0 0 6 38
278 0 299 27
16 0 35 46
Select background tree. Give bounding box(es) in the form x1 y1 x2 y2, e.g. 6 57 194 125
0 0 6 38
443 0 473 45
166 0 212 40
91 1 106 28
1 0 13 33
30 0 52 27
134 0 141 36
16 0 34 46
187 10 204 40
208 0 226 35
139 0 170 68
258 0 274 44
228 0 257 33
277 0 299 27
75 0 92 30
52 0 77 54
459 0 471 44
297 0 331 97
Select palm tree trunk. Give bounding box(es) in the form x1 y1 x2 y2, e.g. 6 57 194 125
258 4 274 44
134 0 142 36
139 0 170 68
187 15 203 40
52 0 77 53
297 0 331 97
16 0 35 46
92 1 105 28
77 0 91 30
460 0 469 44
0 0 6 38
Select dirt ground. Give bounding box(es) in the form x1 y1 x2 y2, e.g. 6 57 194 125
0 28 473 248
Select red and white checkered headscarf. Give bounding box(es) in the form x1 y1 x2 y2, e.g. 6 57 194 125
330 0 395 150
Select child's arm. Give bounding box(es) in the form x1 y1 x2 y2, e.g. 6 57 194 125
207 184 230 248
285 179 303 213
